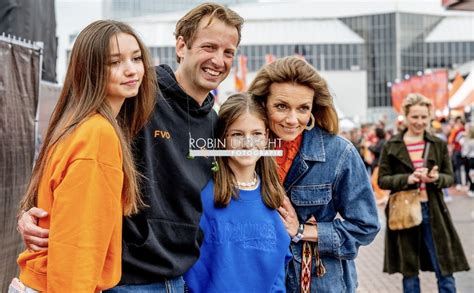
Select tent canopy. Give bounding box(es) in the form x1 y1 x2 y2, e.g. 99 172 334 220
449 69 474 108
340 117 357 132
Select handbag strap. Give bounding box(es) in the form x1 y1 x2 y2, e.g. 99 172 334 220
415 142 430 192
422 142 430 167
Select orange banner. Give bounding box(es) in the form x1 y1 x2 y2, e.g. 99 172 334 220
432 70 449 111
391 80 411 113
390 70 448 113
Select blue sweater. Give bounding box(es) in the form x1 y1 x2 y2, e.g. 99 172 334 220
184 179 291 293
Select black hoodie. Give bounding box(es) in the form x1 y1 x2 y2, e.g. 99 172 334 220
120 65 217 284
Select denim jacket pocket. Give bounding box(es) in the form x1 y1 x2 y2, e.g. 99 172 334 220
290 184 332 206
289 184 332 263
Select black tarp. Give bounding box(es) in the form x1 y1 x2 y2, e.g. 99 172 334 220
0 39 40 292
0 0 57 82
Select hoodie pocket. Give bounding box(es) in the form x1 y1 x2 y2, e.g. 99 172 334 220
124 218 201 270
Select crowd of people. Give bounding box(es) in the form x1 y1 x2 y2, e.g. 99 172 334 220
341 113 474 203
7 2 470 293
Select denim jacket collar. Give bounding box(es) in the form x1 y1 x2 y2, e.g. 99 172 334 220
299 126 326 162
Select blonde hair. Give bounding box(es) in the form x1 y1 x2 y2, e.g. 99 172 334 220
402 93 432 117
19 20 157 216
248 56 339 134
214 93 285 209
174 2 244 63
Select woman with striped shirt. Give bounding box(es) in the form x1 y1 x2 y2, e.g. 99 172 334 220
378 93 469 293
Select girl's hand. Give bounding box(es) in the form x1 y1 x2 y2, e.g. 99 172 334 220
277 197 299 237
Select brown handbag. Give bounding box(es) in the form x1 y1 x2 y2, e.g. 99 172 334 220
388 188 422 230
388 142 430 230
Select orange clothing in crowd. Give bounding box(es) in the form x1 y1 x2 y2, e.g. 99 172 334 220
18 114 124 292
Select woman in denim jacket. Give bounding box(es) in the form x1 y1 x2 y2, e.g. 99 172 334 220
248 56 380 292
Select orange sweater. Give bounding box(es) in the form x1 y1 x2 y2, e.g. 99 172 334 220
18 114 124 292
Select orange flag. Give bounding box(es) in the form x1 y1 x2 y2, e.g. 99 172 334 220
234 55 248 92
234 68 244 92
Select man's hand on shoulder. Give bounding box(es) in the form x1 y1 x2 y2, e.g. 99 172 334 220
18 207 50 251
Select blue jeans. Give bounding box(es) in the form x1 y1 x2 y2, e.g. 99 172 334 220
8 286 38 293
402 203 456 293
451 151 463 185
104 277 185 293
8 278 39 293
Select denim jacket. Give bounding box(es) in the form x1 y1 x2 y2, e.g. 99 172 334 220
285 126 380 293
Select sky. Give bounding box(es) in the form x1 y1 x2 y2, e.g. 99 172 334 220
55 0 103 82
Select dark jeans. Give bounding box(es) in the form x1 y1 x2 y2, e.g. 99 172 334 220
402 203 456 293
463 157 472 188
451 151 463 185
104 277 185 293
468 158 474 191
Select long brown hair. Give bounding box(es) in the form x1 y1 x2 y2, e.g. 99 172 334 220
19 20 157 216
174 2 244 63
248 56 339 134
213 93 285 209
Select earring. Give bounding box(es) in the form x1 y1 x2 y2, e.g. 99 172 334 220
305 113 315 131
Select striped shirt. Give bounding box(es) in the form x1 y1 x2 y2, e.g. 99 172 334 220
406 141 428 201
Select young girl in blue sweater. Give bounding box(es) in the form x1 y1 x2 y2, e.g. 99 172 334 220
184 93 291 292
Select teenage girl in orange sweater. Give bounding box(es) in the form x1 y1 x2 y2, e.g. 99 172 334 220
10 20 156 292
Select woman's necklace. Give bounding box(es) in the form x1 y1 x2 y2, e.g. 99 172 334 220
234 172 258 188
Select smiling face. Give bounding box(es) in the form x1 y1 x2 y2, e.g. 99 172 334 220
266 82 315 141
175 16 238 100
225 111 267 171
106 33 144 106
405 104 430 136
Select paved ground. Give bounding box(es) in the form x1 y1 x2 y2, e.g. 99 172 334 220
356 188 474 292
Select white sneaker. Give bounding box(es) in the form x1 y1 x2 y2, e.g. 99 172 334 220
468 191 474 198
456 184 462 191
444 195 453 203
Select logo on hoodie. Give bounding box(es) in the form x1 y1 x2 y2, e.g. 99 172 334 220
154 129 171 139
